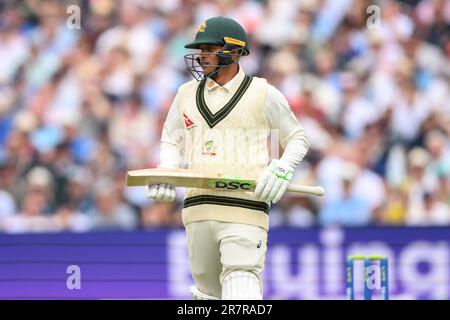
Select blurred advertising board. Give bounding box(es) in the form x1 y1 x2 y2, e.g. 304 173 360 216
0 227 448 299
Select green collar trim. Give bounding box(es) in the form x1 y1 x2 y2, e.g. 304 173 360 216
196 74 253 128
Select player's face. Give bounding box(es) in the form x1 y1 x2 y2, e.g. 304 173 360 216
198 45 222 76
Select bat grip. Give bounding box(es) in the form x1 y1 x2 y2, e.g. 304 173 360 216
286 184 325 196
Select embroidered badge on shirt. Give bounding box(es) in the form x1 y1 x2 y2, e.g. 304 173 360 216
202 140 216 156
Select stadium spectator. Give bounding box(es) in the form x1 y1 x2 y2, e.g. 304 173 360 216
140 201 182 229
319 163 372 226
88 180 138 231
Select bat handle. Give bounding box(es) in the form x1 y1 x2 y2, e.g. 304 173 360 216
286 184 325 196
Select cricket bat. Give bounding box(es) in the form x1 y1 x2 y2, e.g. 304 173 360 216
126 168 325 196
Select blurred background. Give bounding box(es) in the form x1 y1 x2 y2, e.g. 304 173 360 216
0 0 449 300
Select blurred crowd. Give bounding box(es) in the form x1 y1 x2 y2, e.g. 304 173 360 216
0 0 449 233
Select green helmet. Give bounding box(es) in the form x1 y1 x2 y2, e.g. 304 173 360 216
185 17 250 56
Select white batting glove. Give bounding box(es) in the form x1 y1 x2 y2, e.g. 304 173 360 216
146 183 176 202
255 159 294 204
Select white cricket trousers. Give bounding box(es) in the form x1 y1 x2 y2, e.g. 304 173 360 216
185 220 268 299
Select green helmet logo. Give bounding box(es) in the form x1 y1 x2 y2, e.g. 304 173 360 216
185 17 250 56
197 21 207 33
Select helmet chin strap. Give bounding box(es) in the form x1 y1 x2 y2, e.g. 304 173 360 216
206 48 240 81
208 65 224 81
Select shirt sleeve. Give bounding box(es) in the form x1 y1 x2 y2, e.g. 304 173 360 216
264 84 310 168
159 93 185 168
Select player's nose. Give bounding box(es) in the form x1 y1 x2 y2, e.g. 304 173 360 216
199 56 208 66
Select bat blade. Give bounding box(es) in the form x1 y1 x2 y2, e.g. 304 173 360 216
126 168 254 190
126 168 324 196
127 168 256 190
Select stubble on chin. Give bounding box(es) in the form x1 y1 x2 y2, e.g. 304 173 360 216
202 66 213 76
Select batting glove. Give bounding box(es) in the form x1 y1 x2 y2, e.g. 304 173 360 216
255 159 294 204
146 183 176 202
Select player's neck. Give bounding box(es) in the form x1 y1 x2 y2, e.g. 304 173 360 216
213 64 239 86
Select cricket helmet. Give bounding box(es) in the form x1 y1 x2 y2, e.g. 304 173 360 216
184 17 249 81
185 16 250 55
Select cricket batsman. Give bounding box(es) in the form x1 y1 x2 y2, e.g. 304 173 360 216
146 17 310 299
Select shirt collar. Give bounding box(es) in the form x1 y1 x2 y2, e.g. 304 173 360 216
205 66 245 93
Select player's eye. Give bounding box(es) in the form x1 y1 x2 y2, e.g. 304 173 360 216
202 47 214 53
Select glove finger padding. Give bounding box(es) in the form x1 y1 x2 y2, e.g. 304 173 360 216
146 185 158 199
254 170 270 198
146 183 176 202
161 184 176 202
155 183 166 200
272 179 289 204
168 187 176 202
258 174 277 202
266 178 284 203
